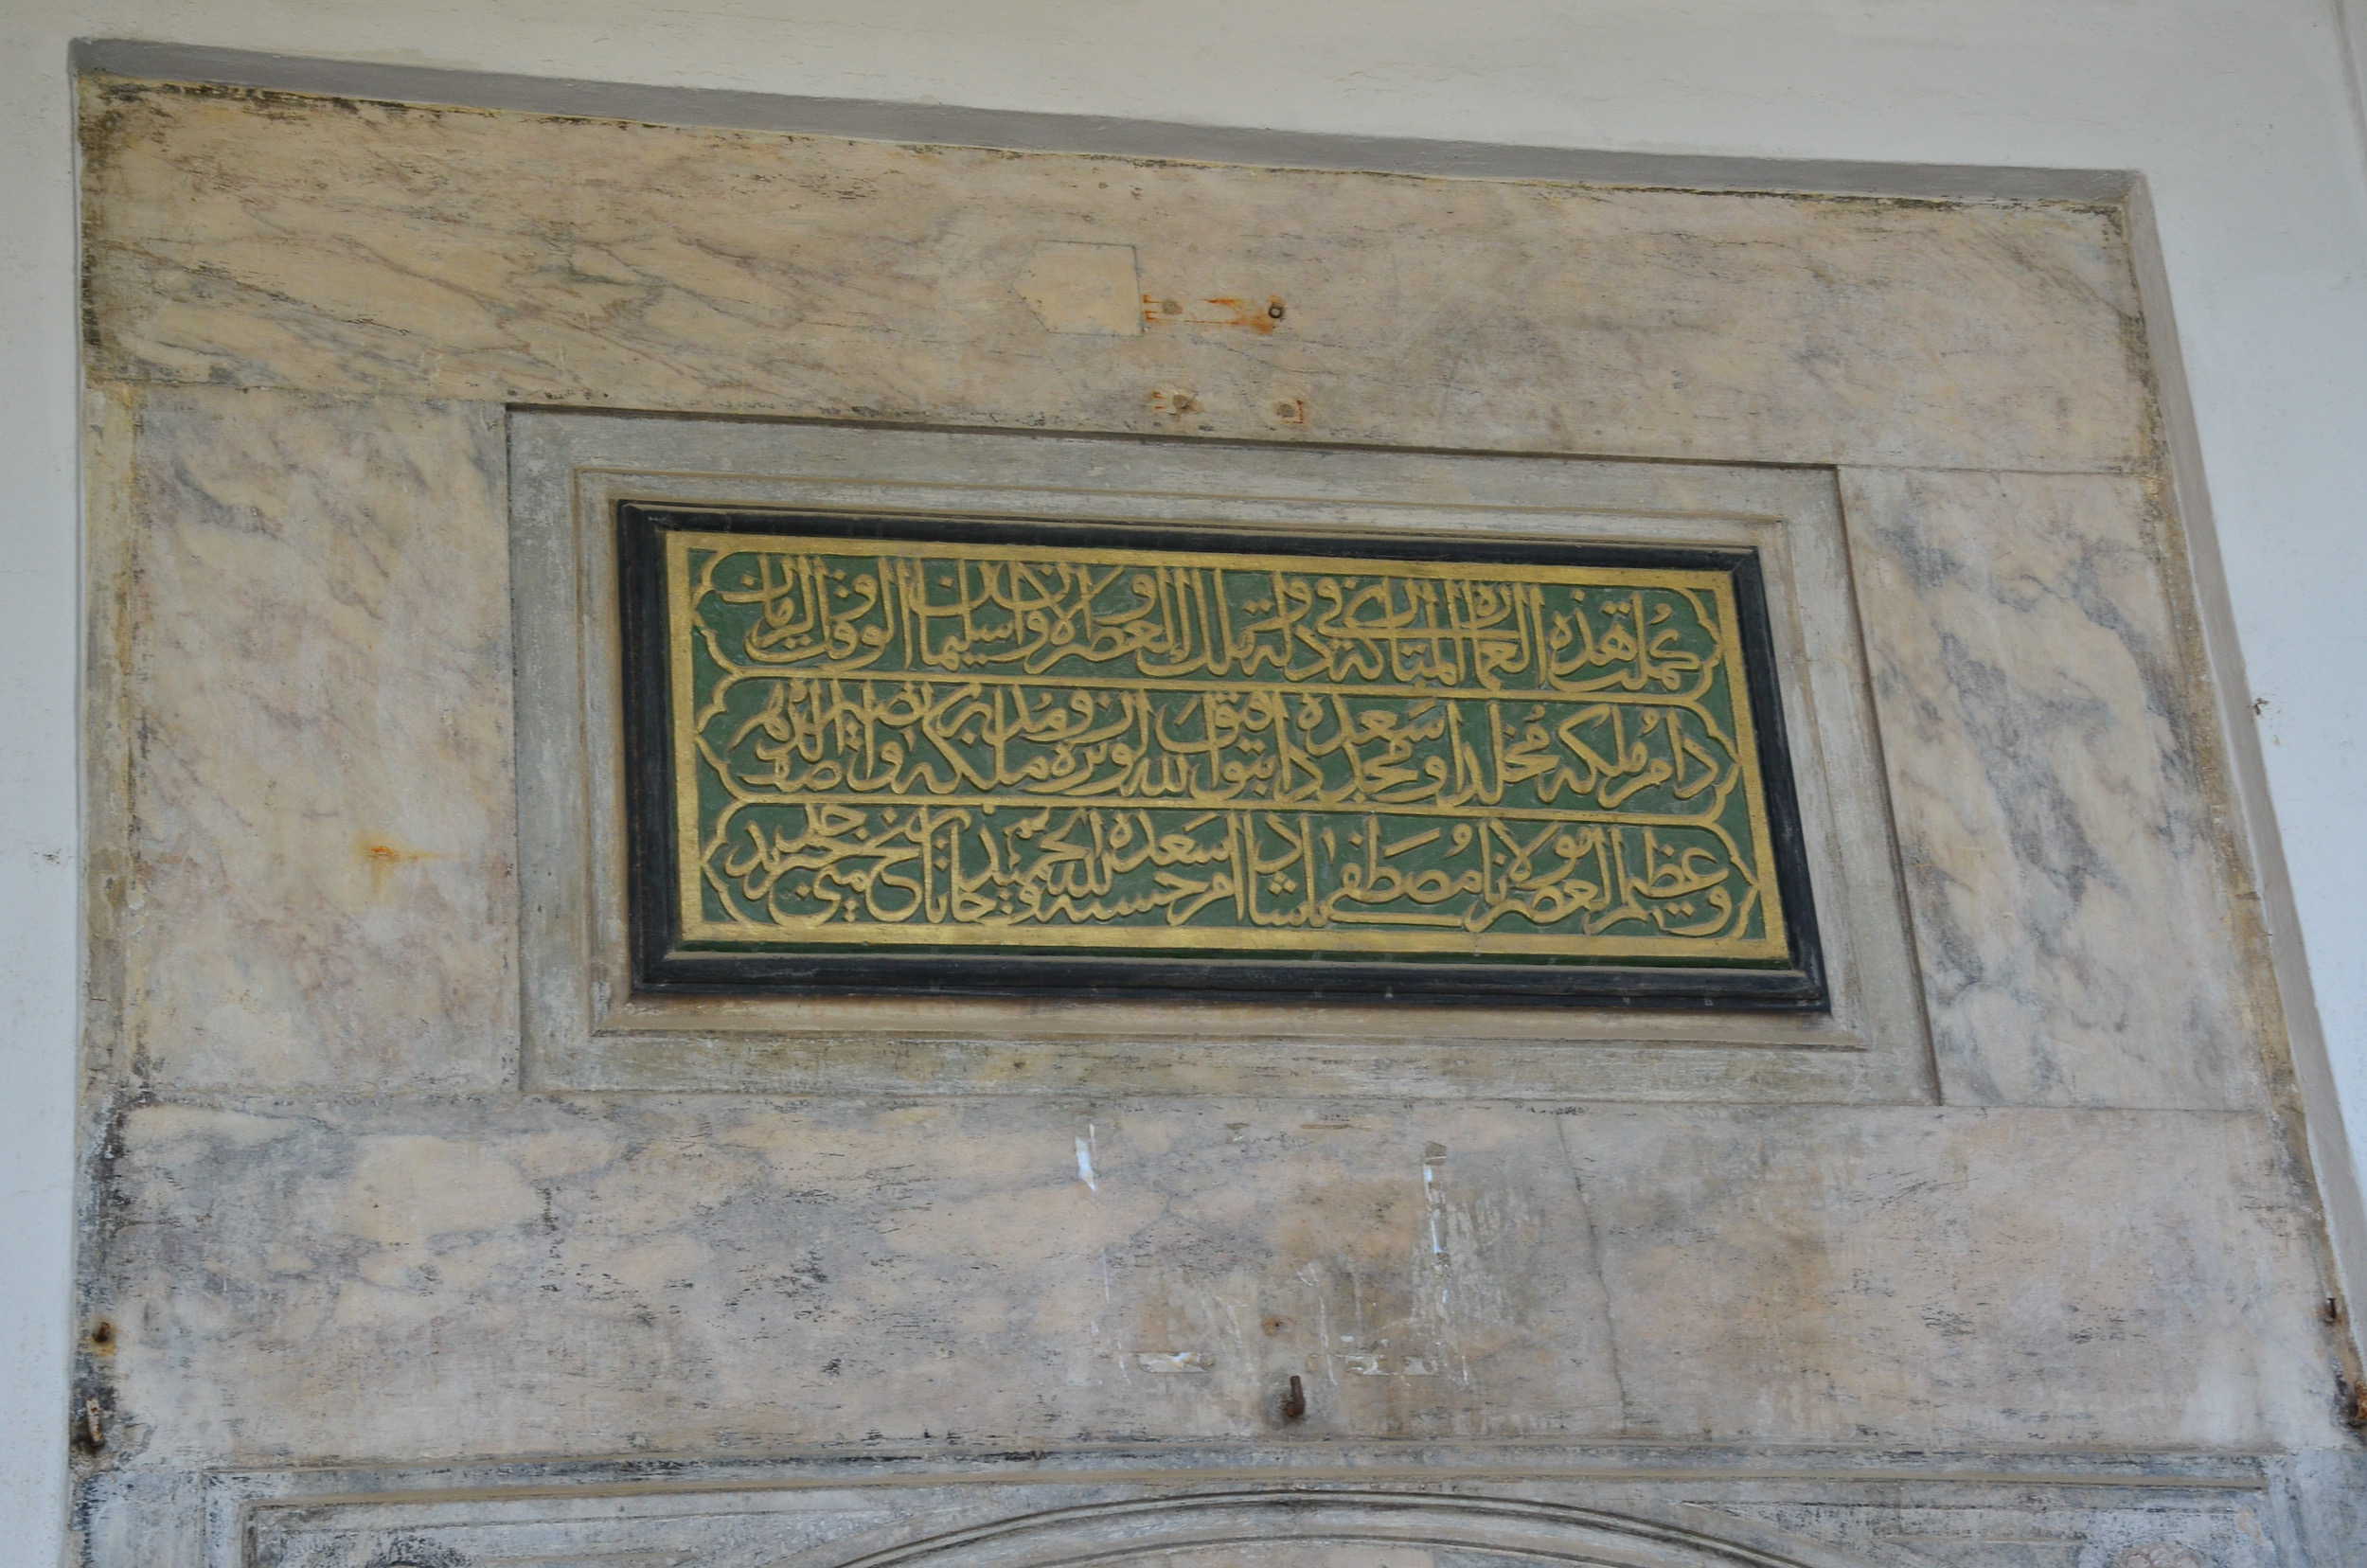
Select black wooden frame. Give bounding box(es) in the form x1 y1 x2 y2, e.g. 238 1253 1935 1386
618 503 1826 1010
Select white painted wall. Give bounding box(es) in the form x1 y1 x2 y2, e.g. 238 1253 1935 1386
7 3 2367 1562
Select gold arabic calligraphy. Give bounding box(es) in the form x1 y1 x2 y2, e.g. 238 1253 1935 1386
666 528 1789 961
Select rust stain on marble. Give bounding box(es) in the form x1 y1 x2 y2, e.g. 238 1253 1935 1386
359 835 440 895
1142 294 1286 333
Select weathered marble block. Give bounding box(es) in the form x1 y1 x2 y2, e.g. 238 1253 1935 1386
90 1096 2340 1468
81 78 2151 473
1842 468 2270 1109
85 385 517 1091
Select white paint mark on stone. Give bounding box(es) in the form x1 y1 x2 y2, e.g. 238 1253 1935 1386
1076 1123 1100 1192
1423 1142 1453 1314
1422 1157 1446 1258
1131 1350 1211 1373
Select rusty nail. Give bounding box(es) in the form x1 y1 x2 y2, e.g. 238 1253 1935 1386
1280 1373 1307 1421
1267 302 1286 320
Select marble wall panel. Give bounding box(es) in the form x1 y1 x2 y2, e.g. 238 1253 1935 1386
80 79 2150 474
71 1437 2315 1568
226 1472 2267 1568
75 1450 2302 1568
71 67 2352 1568
92 385 517 1090
84 1096 2343 1470
1700 1495 2269 1568
1842 469 2268 1109
1553 1103 2335 1449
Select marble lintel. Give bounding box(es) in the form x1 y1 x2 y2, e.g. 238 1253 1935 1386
81 77 2151 474
85 1095 2345 1469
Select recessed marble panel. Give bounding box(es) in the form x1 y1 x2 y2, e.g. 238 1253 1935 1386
81 78 2148 474
1842 469 2269 1109
1700 1496 2268 1568
85 1096 2341 1469
92 385 517 1090
513 416 1931 1103
240 1483 2253 1568
69 1439 2297 1568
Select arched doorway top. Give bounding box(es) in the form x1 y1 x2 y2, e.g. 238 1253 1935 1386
828 1488 1893 1568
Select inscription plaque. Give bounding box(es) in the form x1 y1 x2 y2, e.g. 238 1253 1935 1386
619 506 1822 1007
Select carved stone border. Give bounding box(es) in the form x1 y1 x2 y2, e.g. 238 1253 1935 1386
510 413 1932 1100
153 1443 2286 1568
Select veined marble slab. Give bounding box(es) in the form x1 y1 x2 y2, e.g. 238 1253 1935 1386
84 1096 2344 1469
84 385 517 1091
80 78 2151 474
1842 469 2272 1109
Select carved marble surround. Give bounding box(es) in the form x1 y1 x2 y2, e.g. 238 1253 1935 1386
508 415 1929 1100
71 70 2365 1566
82 1445 2349 1568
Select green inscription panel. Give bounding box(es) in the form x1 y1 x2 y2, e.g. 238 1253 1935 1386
622 508 1817 1005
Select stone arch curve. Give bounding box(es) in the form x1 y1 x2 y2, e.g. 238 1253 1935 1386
826 1488 1894 1568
